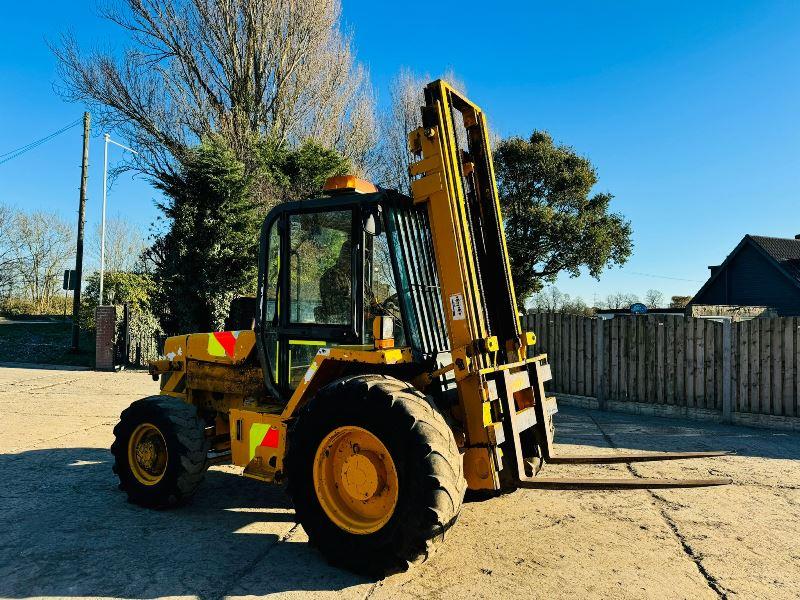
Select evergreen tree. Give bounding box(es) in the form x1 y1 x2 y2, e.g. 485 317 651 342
150 136 349 333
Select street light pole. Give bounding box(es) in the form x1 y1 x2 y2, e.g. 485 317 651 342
99 134 138 306
99 134 109 305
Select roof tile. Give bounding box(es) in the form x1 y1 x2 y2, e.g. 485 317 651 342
750 236 800 282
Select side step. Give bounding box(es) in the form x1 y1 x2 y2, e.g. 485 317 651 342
547 450 733 465
518 476 733 490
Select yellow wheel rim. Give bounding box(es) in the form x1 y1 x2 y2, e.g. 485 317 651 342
313 426 399 535
127 422 168 486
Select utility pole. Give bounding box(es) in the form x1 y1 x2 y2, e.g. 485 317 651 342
71 112 90 352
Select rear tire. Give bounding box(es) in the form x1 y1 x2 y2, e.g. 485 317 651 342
111 395 209 508
285 375 466 576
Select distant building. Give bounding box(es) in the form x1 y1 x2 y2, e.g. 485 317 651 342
690 235 800 316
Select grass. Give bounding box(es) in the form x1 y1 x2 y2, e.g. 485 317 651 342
0 321 95 367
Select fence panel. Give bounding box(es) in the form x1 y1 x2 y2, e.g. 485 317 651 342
784 318 796 417
526 312 800 419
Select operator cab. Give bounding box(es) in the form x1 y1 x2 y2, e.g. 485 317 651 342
256 177 450 398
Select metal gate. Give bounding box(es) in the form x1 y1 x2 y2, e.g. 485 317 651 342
115 304 167 368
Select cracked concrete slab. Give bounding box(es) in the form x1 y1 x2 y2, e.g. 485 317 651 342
0 365 797 599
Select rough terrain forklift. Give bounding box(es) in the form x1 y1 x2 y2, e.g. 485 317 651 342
113 80 729 574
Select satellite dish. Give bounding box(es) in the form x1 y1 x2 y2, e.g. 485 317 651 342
630 302 648 315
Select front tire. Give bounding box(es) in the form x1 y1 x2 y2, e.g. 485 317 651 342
285 375 466 575
111 395 209 508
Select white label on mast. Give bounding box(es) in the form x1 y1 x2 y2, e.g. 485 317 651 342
449 293 466 320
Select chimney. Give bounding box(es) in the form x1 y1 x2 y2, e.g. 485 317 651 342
708 265 721 276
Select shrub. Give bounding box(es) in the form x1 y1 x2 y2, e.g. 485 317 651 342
80 271 157 332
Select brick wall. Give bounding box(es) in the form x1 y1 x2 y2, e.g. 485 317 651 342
95 306 116 371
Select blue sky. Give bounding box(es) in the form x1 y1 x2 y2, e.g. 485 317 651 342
1 1 798 304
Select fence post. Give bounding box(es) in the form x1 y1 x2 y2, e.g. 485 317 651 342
596 317 606 410
722 318 732 423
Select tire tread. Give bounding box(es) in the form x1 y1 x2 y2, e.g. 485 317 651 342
286 375 465 575
111 395 209 508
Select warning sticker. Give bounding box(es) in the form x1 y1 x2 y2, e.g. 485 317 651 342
449 293 466 320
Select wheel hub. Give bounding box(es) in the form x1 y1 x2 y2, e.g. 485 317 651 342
341 452 381 500
136 440 157 469
313 426 398 535
128 423 168 485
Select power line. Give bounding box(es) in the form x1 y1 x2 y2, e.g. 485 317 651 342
0 118 81 158
625 271 704 283
0 118 82 166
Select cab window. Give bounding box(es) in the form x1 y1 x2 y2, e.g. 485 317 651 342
263 220 280 382
289 210 353 325
365 228 405 346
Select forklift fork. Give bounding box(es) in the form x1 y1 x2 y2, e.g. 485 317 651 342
546 450 732 465
497 356 733 491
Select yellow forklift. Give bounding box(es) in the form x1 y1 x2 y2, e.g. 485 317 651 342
113 81 729 574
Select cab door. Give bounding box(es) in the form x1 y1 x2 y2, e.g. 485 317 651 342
260 205 361 395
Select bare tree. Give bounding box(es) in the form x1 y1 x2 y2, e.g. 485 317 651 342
528 286 571 312
91 217 147 273
379 69 424 193
7 211 73 312
379 68 466 192
645 289 664 308
527 286 592 315
603 292 640 310
0 204 17 299
53 0 377 177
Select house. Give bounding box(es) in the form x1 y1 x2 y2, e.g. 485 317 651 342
690 234 800 316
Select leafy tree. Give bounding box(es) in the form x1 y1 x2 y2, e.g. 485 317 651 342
494 131 633 305
670 295 692 309
150 135 349 333
80 271 156 330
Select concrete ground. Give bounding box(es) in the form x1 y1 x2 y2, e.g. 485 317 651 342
0 365 798 600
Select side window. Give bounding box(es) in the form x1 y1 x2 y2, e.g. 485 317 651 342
365 229 406 346
265 220 280 323
288 340 327 389
264 220 280 382
289 210 353 325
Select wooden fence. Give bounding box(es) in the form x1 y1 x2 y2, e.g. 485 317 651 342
524 313 800 420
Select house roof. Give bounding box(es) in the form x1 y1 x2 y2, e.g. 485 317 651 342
691 234 800 303
749 236 800 281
